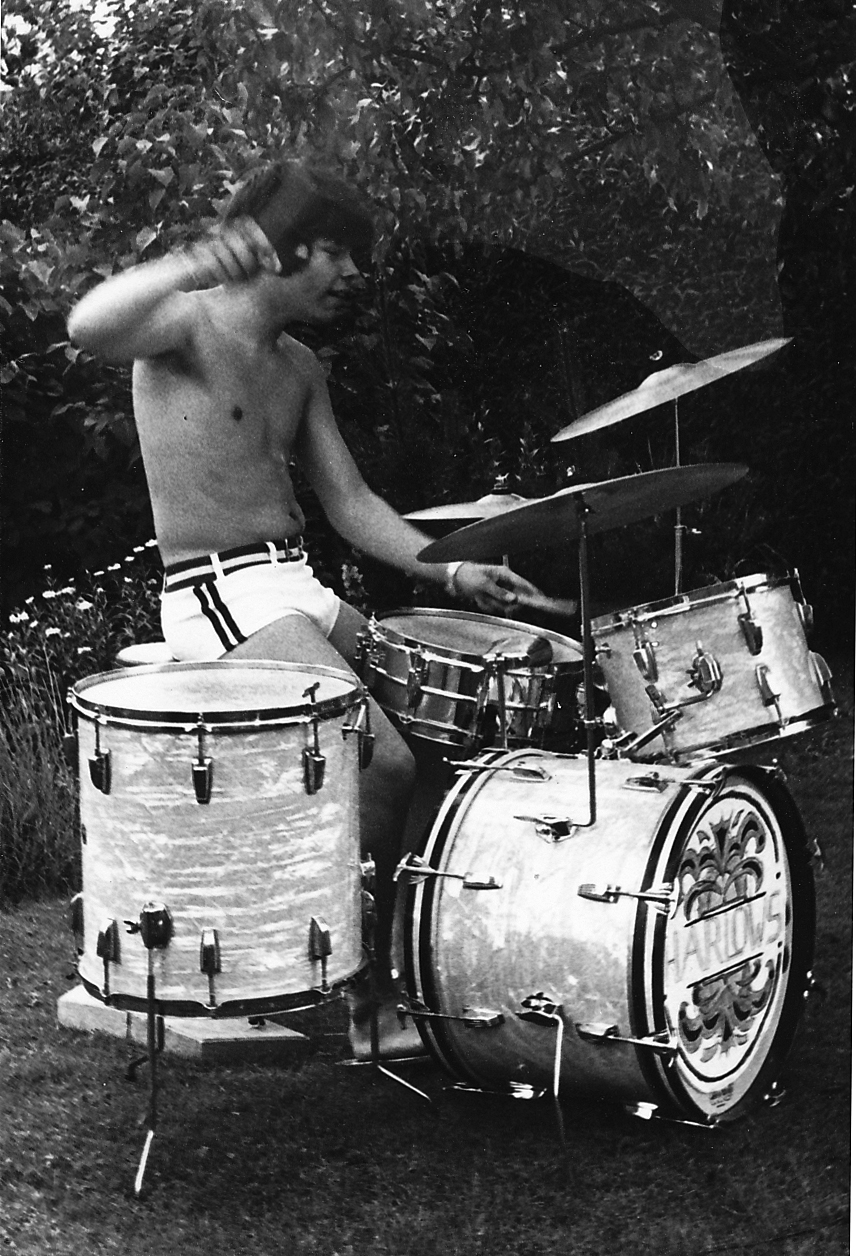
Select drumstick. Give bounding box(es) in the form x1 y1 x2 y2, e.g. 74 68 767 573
514 591 579 618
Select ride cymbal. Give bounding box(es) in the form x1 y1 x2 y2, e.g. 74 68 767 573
552 337 791 442
417 463 748 562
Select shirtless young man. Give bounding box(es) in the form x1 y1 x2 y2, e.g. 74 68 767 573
67 160 542 1056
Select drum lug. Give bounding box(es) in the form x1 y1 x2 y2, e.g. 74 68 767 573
192 759 213 805
96 917 121 995
623 771 672 793
89 722 112 795
738 611 764 655
135 902 173 950
577 880 678 916
575 1022 678 1057
514 813 577 843
342 695 375 770
192 724 213 804
633 641 658 683
62 729 78 773
755 664 783 721
809 652 835 706
394 852 502 891
309 916 333 992
302 682 327 793
199 928 221 1008
406 652 427 710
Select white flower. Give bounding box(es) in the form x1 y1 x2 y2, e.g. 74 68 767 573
75 599 94 612
59 586 76 595
42 590 59 600
93 571 105 578
133 546 145 554
77 646 93 655
107 563 121 572
144 539 157 548
45 627 61 637
8 611 29 624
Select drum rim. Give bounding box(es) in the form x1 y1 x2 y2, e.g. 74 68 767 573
591 571 796 631
376 606 583 662
68 659 363 729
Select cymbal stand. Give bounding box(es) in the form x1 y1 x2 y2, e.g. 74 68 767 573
673 399 686 595
576 498 597 827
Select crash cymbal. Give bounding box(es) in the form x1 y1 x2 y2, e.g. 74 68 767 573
417 463 748 563
405 491 538 523
552 337 791 441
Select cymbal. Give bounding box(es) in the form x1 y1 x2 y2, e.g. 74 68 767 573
405 491 537 523
552 337 791 442
417 463 748 562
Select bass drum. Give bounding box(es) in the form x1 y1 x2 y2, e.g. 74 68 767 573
404 750 815 1124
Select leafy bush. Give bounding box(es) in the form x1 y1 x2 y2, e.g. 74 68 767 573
0 545 161 904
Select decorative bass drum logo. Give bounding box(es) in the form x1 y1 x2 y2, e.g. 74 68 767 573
665 792 790 1082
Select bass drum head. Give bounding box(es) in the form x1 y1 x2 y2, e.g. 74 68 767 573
638 769 815 1123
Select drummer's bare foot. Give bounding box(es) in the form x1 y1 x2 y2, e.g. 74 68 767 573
346 972 426 1061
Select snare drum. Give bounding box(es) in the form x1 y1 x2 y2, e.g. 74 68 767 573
592 573 835 762
404 749 815 1124
68 661 371 1017
358 609 584 753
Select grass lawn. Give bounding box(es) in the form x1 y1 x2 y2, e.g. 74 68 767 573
1 652 851 1256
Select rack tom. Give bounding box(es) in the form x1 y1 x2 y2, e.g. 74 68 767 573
592 573 835 762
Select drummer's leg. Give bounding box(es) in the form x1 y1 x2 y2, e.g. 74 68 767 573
228 604 417 975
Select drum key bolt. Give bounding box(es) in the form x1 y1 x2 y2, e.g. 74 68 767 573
192 723 213 804
302 683 326 793
755 665 783 723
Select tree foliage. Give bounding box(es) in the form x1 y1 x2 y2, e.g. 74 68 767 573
1 0 850 631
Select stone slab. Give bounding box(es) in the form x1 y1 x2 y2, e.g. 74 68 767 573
58 984 311 1062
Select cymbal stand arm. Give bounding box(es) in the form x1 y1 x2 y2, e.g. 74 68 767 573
576 501 597 827
673 399 685 595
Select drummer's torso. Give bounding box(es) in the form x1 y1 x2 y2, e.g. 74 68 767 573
133 320 311 564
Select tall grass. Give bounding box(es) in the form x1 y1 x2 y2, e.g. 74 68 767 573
0 545 162 904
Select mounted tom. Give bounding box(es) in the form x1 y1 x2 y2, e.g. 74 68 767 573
592 572 835 763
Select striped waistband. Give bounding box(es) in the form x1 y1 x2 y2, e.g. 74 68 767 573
163 538 305 591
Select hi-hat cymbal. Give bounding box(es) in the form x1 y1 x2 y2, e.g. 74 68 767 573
552 337 791 442
417 463 748 563
405 491 537 523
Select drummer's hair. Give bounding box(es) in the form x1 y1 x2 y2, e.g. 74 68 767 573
224 160 374 272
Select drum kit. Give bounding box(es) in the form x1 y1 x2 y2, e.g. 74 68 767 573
66 337 835 1191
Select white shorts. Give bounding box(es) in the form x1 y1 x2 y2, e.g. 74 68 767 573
160 541 340 662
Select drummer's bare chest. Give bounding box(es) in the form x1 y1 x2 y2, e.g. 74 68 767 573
139 334 309 458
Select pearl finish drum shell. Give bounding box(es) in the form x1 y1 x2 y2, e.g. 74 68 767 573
69 661 365 1016
592 574 835 762
406 750 814 1123
362 609 583 751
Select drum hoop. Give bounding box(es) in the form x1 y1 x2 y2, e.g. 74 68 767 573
68 660 363 731
377 607 582 663
591 571 794 631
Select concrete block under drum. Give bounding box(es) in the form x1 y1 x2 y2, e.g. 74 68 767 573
57 984 311 1063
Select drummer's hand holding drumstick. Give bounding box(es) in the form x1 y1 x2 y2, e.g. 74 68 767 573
447 561 577 620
